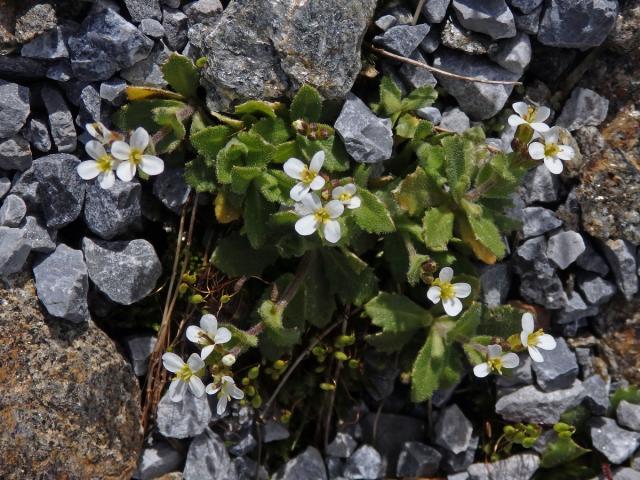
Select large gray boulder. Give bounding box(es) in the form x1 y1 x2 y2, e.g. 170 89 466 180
199 0 377 109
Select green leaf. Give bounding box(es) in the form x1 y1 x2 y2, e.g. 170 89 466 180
211 232 278 277
287 257 336 328
448 302 482 340
114 99 186 132
190 126 233 162
243 184 276 249
216 139 248 184
256 170 294 204
411 328 446 402
230 165 263 194
296 134 350 172
365 330 416 353
401 85 438 111
184 156 216 193
152 106 186 139
290 84 323 122
352 188 395 234
423 206 455 251
224 324 259 348
416 143 445 174
442 135 471 197
252 117 291 145
478 304 524 338
161 53 200 98
540 434 590 469
395 113 422 139
611 386 640 410
379 76 403 116
365 292 432 333
237 131 275 168
407 252 431 287
273 140 302 164
466 211 506 259
321 248 378 306
235 100 278 119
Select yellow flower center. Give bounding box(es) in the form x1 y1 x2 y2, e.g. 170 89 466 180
339 192 352 202
527 329 544 347
524 106 536 122
300 167 317 184
314 207 330 224
96 154 113 173
433 279 455 300
544 143 560 157
487 357 504 374
131 149 144 165
175 364 193 382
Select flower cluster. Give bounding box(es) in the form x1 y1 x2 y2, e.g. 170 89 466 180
508 102 575 174
162 313 244 415
284 151 361 244
427 267 471 317
77 123 164 189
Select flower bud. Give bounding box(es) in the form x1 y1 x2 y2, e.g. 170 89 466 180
222 353 236 366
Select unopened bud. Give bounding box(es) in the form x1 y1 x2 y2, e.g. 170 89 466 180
222 354 236 367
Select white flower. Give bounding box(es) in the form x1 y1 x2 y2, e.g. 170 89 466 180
508 102 551 134
86 122 122 144
426 267 471 316
111 127 164 181
294 193 344 244
186 314 232 360
473 344 520 378
206 375 245 415
283 150 326 201
77 140 118 189
519 312 557 362
222 353 236 367
331 183 361 209
527 130 575 174
162 352 206 402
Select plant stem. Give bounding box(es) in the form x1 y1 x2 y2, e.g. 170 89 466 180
276 251 315 313
412 0 427 25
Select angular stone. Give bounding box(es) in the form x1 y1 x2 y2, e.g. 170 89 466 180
399 50 437 89
83 180 142 240
163 8 189 51
416 106 442 124
68 9 154 81
32 153 86 229
380 4 413 25
420 28 441 53
375 15 397 31
601 239 638 300
546 231 586 269
515 237 567 309
555 291 598 332
26 117 52 153
0 226 31 275
489 32 531 74
577 273 617 305
134 442 182 480
121 41 171 87
335 93 393 165
441 435 478 474
326 433 358 458
581 375 610 415
344 445 385 480
153 169 191 214
200 0 376 109
184 0 224 26
509 0 543 14
262 420 290 443
0 80 30 138
590 417 640 464
440 107 471 133
10 166 40 209
76 84 104 127
514 6 541 35
441 18 492 55
139 18 164 39
374 23 430 56
618 401 640 431
229 433 257 456
452 0 516 39
467 453 539 480
575 347 595 379
496 355 533 389
396 442 441 478
0 194 26 227
20 26 68 59
521 164 559 204
274 446 326 480
0 177 10 200
82 237 162 305
0 135 32 171
0 274 142 479
41 85 77 153
576 241 610 276
532 338 579 391
614 468 640 480
100 77 128 106
538 0 618 49
522 207 562 238
125 334 157 377
33 244 89 323
433 49 519 120
233 456 268 480
422 0 452 23
46 60 73 82
434 405 474 455
495 380 586 424
156 389 211 439
124 0 162 22
479 263 511 307
0 56 47 81
183 428 237 480
556 88 609 131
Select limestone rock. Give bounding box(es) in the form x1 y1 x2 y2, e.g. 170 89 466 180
0 80 30 138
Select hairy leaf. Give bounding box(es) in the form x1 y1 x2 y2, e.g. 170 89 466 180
161 53 199 98
235 100 278 118
184 156 216 193
211 232 278 277
466 211 506 259
290 84 323 122
365 292 432 333
190 126 233 162
252 117 291 145
411 328 446 402
352 189 395 234
379 75 403 116
401 84 438 111
243 183 276 248
423 206 455 251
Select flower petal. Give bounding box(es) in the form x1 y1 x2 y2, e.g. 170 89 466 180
294 201 313 216
229 384 245 400
325 200 344 219
309 175 325 191
537 334 557 350
439 267 454 283
186 325 204 344
453 282 472 299
512 102 529 117
110 141 131 160
77 160 100 180
283 158 305 180
473 362 491 378
295 215 318 236
140 155 165 176
442 297 463 316
521 312 534 334
98 171 115 189
521 331 530 348
187 352 205 372
557 145 575 160
169 379 187 402
343 183 357 195
130 127 150 151
508 115 527 128
427 286 441 304
85 140 107 160
529 122 550 133
217 395 229 415
533 106 551 123
323 219 341 243
200 344 216 360
528 142 545 160
528 345 544 363
347 196 361 209
116 161 136 182
214 327 232 345
544 156 564 174
200 314 217 333
487 344 503 359
189 376 206 397
206 383 221 395
501 352 520 369
309 150 325 171
544 131 559 145
162 352 184 373
290 182 310 201
331 186 344 200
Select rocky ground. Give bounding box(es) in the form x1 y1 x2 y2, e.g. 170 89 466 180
0 0 639 479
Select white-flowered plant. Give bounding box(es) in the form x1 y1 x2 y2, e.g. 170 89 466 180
162 352 206 401
427 267 472 316
186 314 232 360
294 193 344 244
331 183 361 209
111 126 165 181
473 344 520 378
508 101 551 134
528 129 575 174
77 140 119 189
284 151 326 201
206 375 245 415
221 353 236 367
86 121 122 144
519 312 557 362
